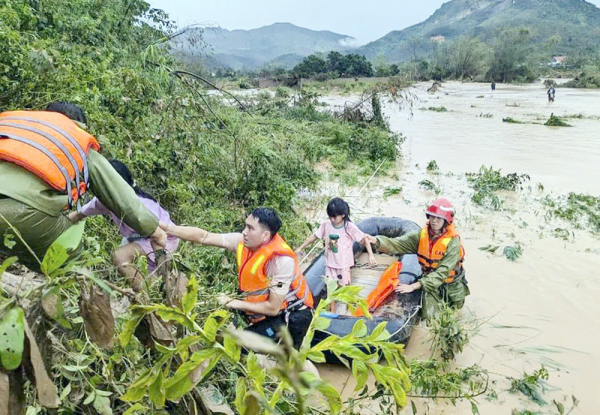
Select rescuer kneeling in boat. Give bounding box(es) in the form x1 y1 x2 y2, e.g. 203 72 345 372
365 198 469 320
161 207 314 349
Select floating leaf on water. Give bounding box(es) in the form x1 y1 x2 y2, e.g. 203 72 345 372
79 285 115 349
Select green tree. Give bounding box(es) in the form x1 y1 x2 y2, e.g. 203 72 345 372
293 53 327 77
487 28 534 83
448 36 488 79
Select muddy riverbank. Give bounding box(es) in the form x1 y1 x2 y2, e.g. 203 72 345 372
311 81 600 414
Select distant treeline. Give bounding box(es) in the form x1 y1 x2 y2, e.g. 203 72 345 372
212 28 600 87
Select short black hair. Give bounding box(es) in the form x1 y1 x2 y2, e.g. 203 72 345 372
46 101 88 124
251 207 282 237
326 197 350 219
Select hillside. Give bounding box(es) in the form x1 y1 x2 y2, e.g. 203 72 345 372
358 0 600 62
179 22 355 69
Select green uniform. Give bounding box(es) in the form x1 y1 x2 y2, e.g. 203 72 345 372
0 150 158 272
374 230 469 319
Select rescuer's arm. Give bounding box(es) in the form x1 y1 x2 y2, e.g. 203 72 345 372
160 222 232 248
87 150 165 247
365 230 421 256
218 291 284 317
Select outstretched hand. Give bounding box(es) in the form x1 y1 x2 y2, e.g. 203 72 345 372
395 283 418 294
368 254 377 267
150 226 167 248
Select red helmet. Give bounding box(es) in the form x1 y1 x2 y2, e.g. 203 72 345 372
426 198 454 224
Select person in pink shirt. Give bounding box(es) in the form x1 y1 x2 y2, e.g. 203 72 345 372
68 160 179 292
296 198 376 310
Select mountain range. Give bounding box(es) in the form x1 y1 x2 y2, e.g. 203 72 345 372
181 22 355 69
186 0 600 69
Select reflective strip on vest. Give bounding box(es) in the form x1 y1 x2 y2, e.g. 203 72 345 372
2 116 90 185
0 131 73 204
250 255 266 275
0 122 83 198
236 243 244 268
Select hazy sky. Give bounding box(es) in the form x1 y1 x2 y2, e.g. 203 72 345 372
149 0 600 45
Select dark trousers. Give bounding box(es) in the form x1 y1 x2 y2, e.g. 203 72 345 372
245 308 313 350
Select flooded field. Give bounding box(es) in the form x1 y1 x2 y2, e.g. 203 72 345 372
313 81 600 414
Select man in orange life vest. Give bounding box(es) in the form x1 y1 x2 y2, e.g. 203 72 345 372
365 198 469 320
0 102 167 272
161 207 314 349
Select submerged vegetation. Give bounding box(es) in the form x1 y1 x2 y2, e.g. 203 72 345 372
544 114 571 127
467 166 530 210
543 193 600 232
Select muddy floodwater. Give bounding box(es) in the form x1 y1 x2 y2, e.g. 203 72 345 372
310 81 600 414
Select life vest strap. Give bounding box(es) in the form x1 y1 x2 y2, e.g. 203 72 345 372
2 116 90 186
0 122 82 189
0 131 74 205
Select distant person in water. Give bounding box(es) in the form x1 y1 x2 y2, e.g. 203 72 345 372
548 87 556 102
491 82 496 91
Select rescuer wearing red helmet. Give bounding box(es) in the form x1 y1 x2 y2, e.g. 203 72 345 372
365 198 469 320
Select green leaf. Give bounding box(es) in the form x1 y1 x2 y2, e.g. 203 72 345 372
122 403 147 415
306 350 326 363
366 322 391 342
246 352 266 386
55 221 85 252
352 360 368 392
309 335 339 352
0 307 25 370
224 333 241 362
59 383 71 401
350 319 367 339
120 310 145 347
181 274 199 315
41 242 69 277
234 377 247 415
0 256 18 278
40 221 85 276
163 349 216 389
203 309 229 343
314 317 331 331
93 393 112 415
148 370 165 408
3 233 16 249
301 373 342 415
83 390 95 405
471 401 480 415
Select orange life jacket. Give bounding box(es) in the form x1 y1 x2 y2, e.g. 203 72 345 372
354 261 402 317
417 224 465 283
0 110 100 209
236 234 314 323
